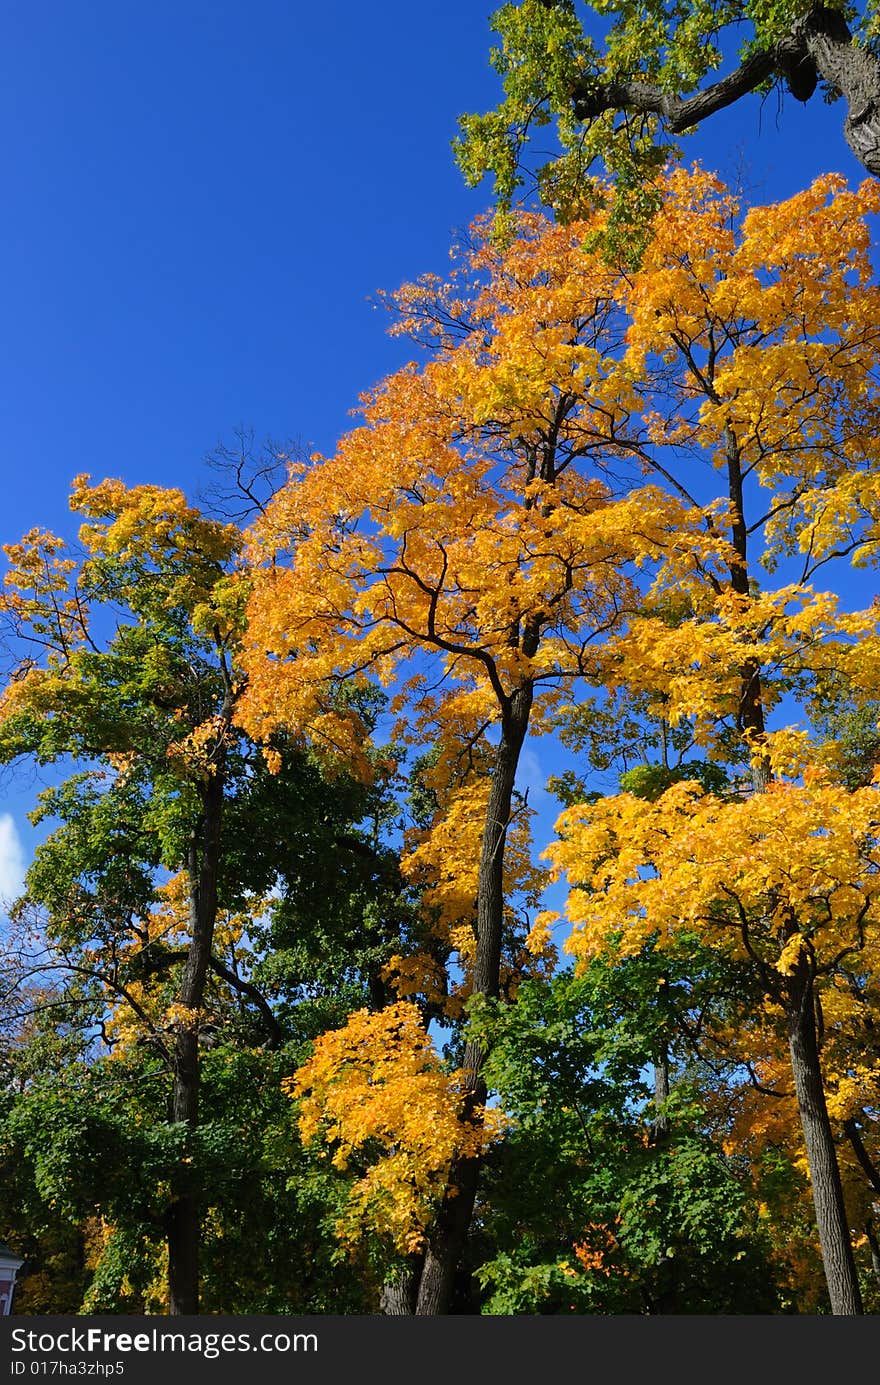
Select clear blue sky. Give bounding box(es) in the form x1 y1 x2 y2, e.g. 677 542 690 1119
0 1 860 545
0 1 870 893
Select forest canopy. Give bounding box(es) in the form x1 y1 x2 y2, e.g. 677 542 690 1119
2 5 880 1320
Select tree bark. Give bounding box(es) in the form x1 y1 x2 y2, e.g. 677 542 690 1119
166 769 225 1317
843 1116 880 1195
785 961 863 1315
650 993 674 1310
380 1255 423 1314
722 423 771 791
652 1046 671 1142
799 7 880 177
413 1149 483 1316
414 682 534 1316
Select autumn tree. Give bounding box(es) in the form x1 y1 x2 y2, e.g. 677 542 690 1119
237 208 725 1312
0 477 409 1313
514 167 880 1313
0 483 239 1310
599 171 880 1315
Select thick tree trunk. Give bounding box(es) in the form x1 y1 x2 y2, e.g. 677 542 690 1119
166 1197 199 1317
413 1151 483 1316
167 770 224 1317
785 964 863 1315
650 1025 675 1310
380 1255 423 1314
799 7 880 178
414 683 534 1316
651 973 671 1142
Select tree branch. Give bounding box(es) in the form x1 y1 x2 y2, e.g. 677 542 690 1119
571 7 880 179
843 1116 880 1196
573 51 777 135
208 956 285 1050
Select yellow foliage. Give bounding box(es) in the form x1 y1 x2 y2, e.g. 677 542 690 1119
602 588 878 750
381 951 457 1014
71 473 242 614
101 872 254 1055
548 773 880 975
524 909 559 962
287 1003 508 1254
775 934 808 978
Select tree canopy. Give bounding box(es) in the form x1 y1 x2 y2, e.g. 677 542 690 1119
457 1 880 223
3 10 880 1322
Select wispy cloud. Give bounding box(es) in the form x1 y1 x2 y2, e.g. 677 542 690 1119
516 746 552 802
0 814 27 908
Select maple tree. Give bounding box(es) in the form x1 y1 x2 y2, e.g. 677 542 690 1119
548 762 880 1309
538 703 845 1308
526 167 880 1313
236 198 735 1309
0 476 247 1312
0 475 410 1313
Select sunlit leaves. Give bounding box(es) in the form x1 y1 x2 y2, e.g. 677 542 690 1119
287 1003 507 1254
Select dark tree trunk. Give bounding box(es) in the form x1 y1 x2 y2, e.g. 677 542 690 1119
652 1046 670 1142
414 1150 483 1316
798 7 880 178
166 1198 200 1317
650 1021 675 1310
723 424 771 791
414 683 534 1316
167 769 225 1317
785 962 863 1315
651 973 671 1142
380 1255 423 1314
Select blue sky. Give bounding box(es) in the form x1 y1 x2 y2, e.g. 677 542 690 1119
0 1 874 897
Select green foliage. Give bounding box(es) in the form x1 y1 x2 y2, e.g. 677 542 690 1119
0 1034 374 1313
455 0 874 226
810 687 880 789
619 760 730 800
0 478 414 1312
468 964 785 1313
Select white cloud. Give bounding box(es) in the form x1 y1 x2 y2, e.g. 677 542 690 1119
516 746 551 801
0 814 27 906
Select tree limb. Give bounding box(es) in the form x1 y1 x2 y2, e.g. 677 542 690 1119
208 956 285 1050
573 51 777 135
843 1116 880 1196
571 6 880 179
